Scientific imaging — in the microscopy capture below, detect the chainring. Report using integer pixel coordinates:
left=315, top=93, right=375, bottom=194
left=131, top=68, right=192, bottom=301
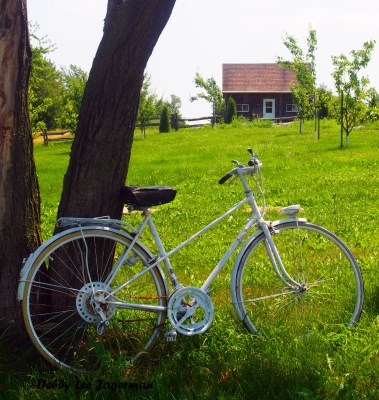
left=167, top=286, right=214, bottom=336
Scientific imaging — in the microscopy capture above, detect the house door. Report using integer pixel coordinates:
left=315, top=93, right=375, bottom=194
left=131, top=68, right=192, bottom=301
left=263, top=99, right=275, bottom=119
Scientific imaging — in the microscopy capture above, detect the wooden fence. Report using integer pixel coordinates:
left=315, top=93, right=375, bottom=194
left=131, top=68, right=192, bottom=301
left=136, top=114, right=297, bottom=131
left=178, top=116, right=221, bottom=128
left=42, top=130, right=73, bottom=145
left=266, top=116, right=298, bottom=123
left=136, top=115, right=221, bottom=131
left=41, top=115, right=297, bottom=145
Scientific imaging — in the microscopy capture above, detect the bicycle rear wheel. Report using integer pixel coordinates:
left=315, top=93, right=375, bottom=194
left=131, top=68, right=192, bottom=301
left=232, top=220, right=363, bottom=337
left=21, top=228, right=168, bottom=372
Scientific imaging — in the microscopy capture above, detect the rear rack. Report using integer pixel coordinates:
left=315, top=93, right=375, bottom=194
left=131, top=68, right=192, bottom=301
left=56, top=216, right=137, bottom=234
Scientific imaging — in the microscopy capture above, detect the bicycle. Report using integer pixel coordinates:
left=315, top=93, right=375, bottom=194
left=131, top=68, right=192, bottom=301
left=18, top=148, right=364, bottom=372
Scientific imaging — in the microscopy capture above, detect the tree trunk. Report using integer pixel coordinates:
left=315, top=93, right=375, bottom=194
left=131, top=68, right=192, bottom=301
left=57, top=0, right=176, bottom=220
left=0, top=0, right=41, bottom=330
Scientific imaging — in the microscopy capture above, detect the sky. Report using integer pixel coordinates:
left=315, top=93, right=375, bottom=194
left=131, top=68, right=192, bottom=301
left=27, top=0, right=379, bottom=118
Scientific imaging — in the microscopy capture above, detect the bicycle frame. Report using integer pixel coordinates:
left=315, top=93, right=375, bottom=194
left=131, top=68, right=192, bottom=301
left=104, top=170, right=301, bottom=306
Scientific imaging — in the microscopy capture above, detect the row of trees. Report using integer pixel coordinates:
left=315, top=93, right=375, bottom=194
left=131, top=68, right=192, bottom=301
left=277, top=27, right=377, bottom=148
left=137, top=73, right=182, bottom=137
left=29, top=25, right=88, bottom=133
left=30, top=29, right=237, bottom=138
left=30, top=27, right=184, bottom=138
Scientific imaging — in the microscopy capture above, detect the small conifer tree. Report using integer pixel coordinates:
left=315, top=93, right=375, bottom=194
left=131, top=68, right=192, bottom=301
left=225, top=97, right=237, bottom=123
left=159, top=105, right=170, bottom=133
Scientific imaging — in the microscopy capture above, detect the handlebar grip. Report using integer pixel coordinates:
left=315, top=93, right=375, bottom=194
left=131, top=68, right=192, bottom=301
left=218, top=172, right=233, bottom=184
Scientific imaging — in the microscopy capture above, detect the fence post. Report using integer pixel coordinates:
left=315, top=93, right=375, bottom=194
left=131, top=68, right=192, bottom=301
left=170, top=114, right=179, bottom=131
left=42, top=130, right=48, bottom=146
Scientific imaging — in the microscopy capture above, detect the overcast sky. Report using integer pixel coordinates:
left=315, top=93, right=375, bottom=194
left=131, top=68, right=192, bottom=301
left=27, top=0, right=379, bottom=118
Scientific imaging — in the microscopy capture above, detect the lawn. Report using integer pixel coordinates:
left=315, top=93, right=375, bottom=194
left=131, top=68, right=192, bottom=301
left=4, top=119, right=379, bottom=399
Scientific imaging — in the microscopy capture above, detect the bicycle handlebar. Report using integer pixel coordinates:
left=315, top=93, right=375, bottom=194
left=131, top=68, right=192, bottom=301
left=218, top=171, right=234, bottom=184
left=218, top=148, right=261, bottom=185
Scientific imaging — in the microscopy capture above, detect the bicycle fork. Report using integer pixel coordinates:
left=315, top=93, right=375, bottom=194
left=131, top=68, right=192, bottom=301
left=259, top=220, right=305, bottom=291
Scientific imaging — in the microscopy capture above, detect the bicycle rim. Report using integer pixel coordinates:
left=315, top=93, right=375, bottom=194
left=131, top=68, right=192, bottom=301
left=234, top=221, right=363, bottom=338
left=22, top=228, right=168, bottom=372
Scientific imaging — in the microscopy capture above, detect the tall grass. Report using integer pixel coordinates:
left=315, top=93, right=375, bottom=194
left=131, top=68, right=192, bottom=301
left=3, top=120, right=378, bottom=399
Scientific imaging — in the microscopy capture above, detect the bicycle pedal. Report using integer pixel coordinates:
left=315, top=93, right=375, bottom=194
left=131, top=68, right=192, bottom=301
left=164, top=329, right=177, bottom=342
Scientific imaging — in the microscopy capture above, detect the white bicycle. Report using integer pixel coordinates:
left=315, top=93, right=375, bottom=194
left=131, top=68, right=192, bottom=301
left=18, top=149, right=364, bottom=372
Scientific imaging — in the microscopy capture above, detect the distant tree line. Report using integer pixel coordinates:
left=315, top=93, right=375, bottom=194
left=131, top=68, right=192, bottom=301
left=277, top=27, right=377, bottom=147
left=29, top=26, right=184, bottom=138
left=137, top=73, right=183, bottom=137
left=29, top=25, right=88, bottom=134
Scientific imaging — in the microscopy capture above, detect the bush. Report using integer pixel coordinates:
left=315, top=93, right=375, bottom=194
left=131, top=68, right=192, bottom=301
left=159, top=106, right=170, bottom=133
left=224, top=97, right=236, bottom=124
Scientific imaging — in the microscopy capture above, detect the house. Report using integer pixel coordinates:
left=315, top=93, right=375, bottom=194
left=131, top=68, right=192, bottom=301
left=222, top=63, right=298, bottom=120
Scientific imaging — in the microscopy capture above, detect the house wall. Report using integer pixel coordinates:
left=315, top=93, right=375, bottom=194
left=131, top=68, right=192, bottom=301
left=224, top=93, right=296, bottom=119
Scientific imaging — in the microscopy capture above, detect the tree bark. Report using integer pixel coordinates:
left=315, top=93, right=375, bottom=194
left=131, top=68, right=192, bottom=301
left=0, top=0, right=41, bottom=330
left=57, top=0, right=176, bottom=220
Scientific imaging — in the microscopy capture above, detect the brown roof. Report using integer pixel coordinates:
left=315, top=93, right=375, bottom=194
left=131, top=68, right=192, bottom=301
left=222, top=63, right=298, bottom=93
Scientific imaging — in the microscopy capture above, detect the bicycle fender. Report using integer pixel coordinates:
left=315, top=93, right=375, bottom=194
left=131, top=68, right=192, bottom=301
left=17, top=253, right=36, bottom=301
left=17, top=227, right=82, bottom=301
left=17, top=226, right=168, bottom=301
left=233, top=217, right=307, bottom=273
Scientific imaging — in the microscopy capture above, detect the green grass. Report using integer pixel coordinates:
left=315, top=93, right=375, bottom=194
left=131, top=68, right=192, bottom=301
left=4, top=120, right=379, bottom=399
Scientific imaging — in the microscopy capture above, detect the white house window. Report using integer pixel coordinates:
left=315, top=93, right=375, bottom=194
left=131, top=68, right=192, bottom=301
left=286, top=104, right=298, bottom=113
left=236, top=104, right=249, bottom=112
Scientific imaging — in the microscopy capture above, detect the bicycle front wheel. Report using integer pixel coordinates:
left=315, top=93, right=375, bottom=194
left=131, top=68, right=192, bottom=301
left=21, top=228, right=168, bottom=372
left=232, top=220, right=363, bottom=337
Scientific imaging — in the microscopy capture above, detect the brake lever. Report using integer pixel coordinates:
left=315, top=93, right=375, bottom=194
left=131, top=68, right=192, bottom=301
left=232, top=159, right=244, bottom=168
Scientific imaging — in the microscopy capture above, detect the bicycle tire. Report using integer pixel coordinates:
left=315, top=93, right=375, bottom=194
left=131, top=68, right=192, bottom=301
left=21, top=227, right=168, bottom=372
left=232, top=220, right=364, bottom=337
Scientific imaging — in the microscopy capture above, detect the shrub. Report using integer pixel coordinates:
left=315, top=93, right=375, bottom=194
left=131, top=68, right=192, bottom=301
left=225, top=97, right=237, bottom=124
left=159, top=105, right=170, bottom=133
